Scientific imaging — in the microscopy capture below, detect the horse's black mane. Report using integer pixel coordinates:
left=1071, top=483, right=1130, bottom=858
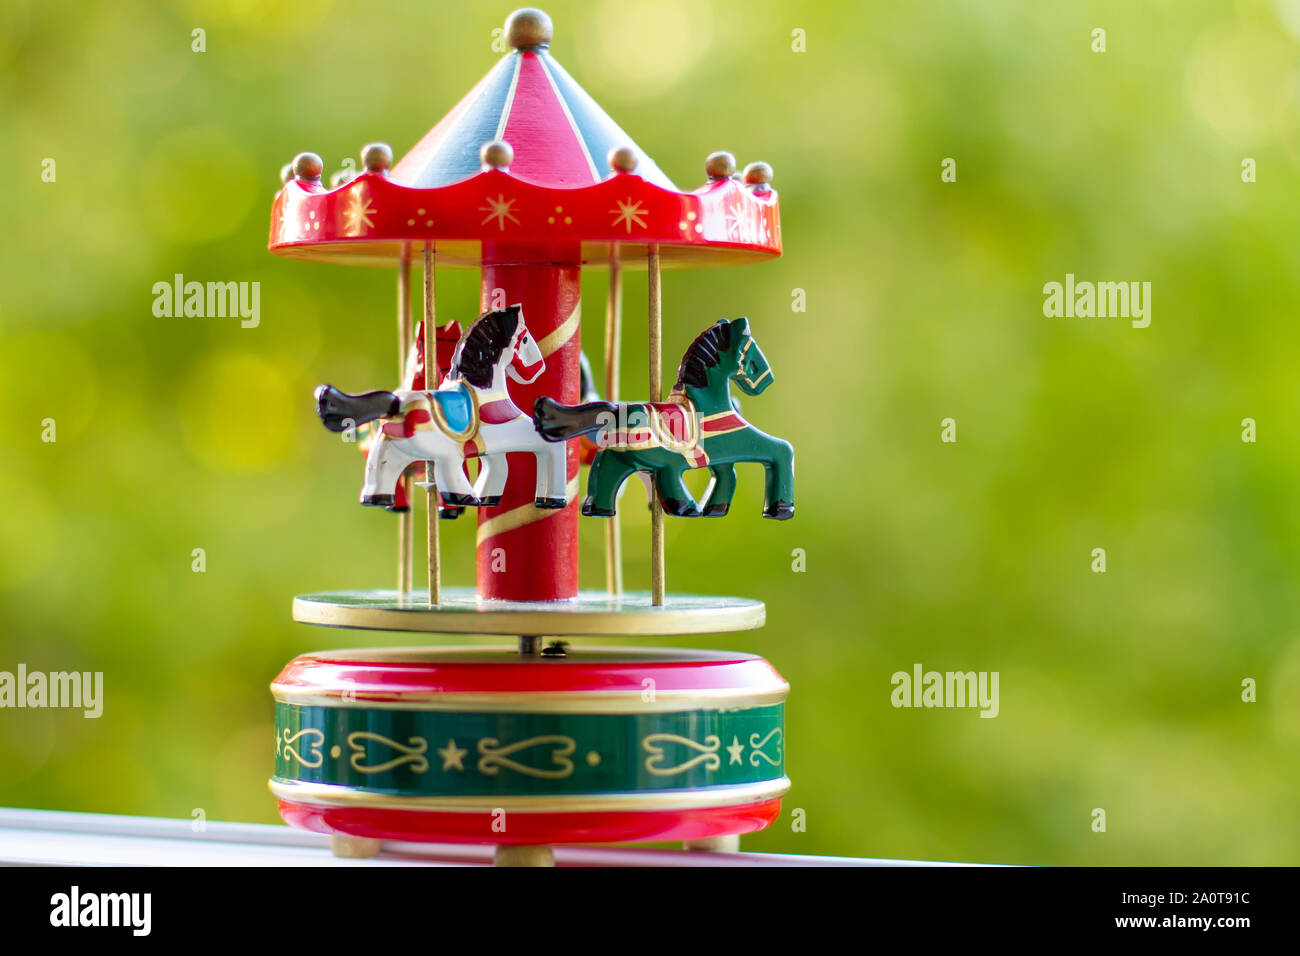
left=453, top=306, right=520, bottom=388
left=675, top=319, right=732, bottom=389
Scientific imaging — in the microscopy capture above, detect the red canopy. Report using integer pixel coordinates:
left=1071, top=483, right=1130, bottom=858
left=268, top=13, right=780, bottom=269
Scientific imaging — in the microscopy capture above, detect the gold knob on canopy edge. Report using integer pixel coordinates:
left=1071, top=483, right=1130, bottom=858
left=608, top=145, right=638, bottom=173
left=293, top=152, right=324, bottom=181
left=362, top=142, right=392, bottom=173
left=481, top=139, right=514, bottom=169
left=705, top=151, right=736, bottom=179
left=742, top=161, right=773, bottom=189
left=505, top=8, right=553, bottom=49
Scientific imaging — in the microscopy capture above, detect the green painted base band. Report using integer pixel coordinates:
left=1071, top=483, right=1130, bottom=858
left=273, top=702, right=784, bottom=798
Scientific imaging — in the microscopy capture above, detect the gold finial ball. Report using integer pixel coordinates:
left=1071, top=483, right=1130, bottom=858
left=280, top=163, right=294, bottom=184
left=361, top=142, right=392, bottom=173
left=505, top=8, right=553, bottom=49
left=607, top=145, right=638, bottom=173
left=293, top=152, right=324, bottom=181
left=705, top=151, right=736, bottom=179
left=743, top=161, right=773, bottom=189
left=481, top=139, right=514, bottom=169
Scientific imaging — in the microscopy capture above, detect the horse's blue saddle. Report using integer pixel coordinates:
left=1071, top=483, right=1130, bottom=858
left=431, top=385, right=473, bottom=435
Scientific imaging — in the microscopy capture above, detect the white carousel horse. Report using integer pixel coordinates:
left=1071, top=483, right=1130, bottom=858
left=315, top=305, right=568, bottom=511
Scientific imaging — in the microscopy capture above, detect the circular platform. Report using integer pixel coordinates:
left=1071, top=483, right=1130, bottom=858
left=270, top=646, right=788, bottom=846
left=292, top=588, right=765, bottom=636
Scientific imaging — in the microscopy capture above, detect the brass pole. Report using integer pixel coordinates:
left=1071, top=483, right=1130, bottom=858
left=604, top=258, right=624, bottom=596
left=648, top=247, right=665, bottom=605
left=397, top=248, right=413, bottom=596
left=423, top=243, right=440, bottom=606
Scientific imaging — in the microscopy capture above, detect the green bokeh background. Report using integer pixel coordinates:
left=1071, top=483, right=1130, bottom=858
left=3, top=0, right=1299, bottom=864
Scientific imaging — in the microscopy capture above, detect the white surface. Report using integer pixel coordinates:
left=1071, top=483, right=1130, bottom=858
left=0, top=808, right=955, bottom=866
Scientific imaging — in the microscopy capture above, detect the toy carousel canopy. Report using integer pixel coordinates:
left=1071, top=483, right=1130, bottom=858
left=267, top=10, right=780, bottom=269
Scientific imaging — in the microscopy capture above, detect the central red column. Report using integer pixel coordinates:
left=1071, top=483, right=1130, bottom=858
left=476, top=261, right=582, bottom=601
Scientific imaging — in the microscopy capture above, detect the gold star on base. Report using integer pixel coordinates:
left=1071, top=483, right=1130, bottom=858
left=725, top=208, right=757, bottom=242
left=727, top=736, right=745, bottom=765
left=438, top=739, right=468, bottom=771
left=479, top=194, right=519, bottom=231
left=343, top=194, right=376, bottom=235
left=609, top=197, right=648, bottom=233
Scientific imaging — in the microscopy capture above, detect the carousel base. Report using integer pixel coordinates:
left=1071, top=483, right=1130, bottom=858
left=291, top=587, right=765, bottom=636
left=270, top=645, right=789, bottom=855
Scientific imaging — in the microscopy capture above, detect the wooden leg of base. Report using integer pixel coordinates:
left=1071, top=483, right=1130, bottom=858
left=682, top=834, right=740, bottom=852
left=329, top=835, right=382, bottom=859
left=493, top=844, right=555, bottom=867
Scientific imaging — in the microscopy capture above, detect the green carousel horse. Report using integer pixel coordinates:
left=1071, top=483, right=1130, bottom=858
left=533, top=317, right=794, bottom=519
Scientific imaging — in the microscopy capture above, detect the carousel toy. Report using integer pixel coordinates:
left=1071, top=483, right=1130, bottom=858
left=267, top=7, right=792, bottom=865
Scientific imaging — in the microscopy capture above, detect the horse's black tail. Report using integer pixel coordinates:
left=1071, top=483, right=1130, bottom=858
left=533, top=396, right=616, bottom=443
left=315, top=385, right=401, bottom=433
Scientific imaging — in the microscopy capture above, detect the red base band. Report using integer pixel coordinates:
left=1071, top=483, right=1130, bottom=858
left=278, top=798, right=783, bottom=846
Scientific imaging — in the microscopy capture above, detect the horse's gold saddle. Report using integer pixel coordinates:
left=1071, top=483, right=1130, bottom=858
left=430, top=385, right=475, bottom=438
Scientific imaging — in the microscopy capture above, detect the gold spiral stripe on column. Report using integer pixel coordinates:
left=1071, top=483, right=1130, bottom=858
left=537, top=303, right=581, bottom=359
left=475, top=474, right=580, bottom=545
